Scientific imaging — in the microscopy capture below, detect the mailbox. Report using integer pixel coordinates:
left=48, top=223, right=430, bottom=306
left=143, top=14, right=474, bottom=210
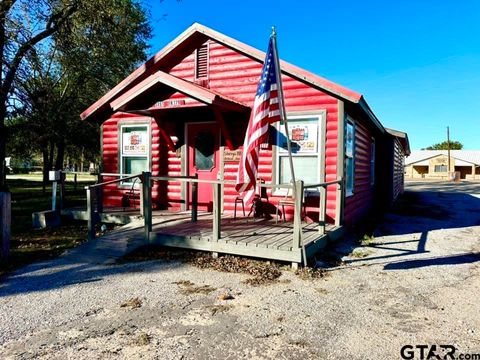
left=49, top=170, right=61, bottom=181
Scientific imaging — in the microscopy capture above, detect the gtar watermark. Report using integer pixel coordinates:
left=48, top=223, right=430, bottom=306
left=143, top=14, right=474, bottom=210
left=400, top=345, right=480, bottom=360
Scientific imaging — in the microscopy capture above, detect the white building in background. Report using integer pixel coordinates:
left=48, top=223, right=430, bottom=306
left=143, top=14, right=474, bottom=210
left=405, top=150, right=480, bottom=180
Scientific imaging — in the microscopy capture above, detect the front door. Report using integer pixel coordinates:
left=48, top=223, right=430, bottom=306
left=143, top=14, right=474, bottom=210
left=187, top=122, right=220, bottom=212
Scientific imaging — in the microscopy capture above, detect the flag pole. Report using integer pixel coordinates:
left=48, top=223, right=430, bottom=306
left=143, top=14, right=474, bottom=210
left=271, top=27, right=296, bottom=191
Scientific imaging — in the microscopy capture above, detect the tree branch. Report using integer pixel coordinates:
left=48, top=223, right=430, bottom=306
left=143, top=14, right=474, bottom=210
left=1, top=2, right=78, bottom=104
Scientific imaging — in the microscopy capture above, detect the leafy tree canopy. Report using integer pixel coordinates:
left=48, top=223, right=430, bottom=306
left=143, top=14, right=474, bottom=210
left=423, top=141, right=463, bottom=150
left=4, top=0, right=152, bottom=185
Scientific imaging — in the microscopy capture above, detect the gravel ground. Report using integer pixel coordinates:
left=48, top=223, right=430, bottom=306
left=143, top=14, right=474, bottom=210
left=1, top=181, right=479, bottom=359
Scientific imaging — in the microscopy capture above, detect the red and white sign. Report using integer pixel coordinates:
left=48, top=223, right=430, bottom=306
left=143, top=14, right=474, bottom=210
left=122, top=130, right=148, bottom=156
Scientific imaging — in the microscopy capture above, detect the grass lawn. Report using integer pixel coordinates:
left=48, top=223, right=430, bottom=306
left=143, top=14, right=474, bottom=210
left=1, top=177, right=94, bottom=278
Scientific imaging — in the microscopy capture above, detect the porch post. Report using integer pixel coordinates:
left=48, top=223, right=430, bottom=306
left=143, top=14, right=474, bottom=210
left=142, top=172, right=152, bottom=243
left=318, top=184, right=327, bottom=235
left=95, top=173, right=103, bottom=214
left=292, top=180, right=304, bottom=249
left=86, top=187, right=96, bottom=240
left=212, top=182, right=222, bottom=241
left=335, top=179, right=344, bottom=227
left=191, top=174, right=198, bottom=222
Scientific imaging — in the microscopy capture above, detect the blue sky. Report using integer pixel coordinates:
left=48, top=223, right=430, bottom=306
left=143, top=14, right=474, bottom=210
left=144, top=0, right=480, bottom=150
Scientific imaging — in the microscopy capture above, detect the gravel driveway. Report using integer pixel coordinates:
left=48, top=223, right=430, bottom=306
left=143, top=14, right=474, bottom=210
left=1, top=181, right=479, bottom=359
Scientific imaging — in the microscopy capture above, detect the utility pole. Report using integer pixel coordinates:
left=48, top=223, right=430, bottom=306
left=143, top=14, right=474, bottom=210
left=447, top=126, right=451, bottom=174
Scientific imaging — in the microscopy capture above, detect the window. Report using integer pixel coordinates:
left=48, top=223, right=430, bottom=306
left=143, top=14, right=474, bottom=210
left=345, top=121, right=355, bottom=196
left=195, top=44, right=209, bottom=79
left=276, top=115, right=322, bottom=188
left=434, top=164, right=447, bottom=173
left=120, top=124, right=150, bottom=183
left=370, top=138, right=376, bottom=186
left=194, top=130, right=215, bottom=170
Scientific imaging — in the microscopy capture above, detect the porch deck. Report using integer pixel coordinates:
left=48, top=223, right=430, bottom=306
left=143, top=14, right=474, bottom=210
left=150, top=212, right=342, bottom=263
left=81, top=173, right=345, bottom=265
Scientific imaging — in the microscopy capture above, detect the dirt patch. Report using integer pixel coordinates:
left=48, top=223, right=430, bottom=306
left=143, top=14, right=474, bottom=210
left=133, top=332, right=150, bottom=346
left=190, top=254, right=283, bottom=286
left=173, top=280, right=216, bottom=295
left=207, top=304, right=233, bottom=315
left=349, top=248, right=374, bottom=259
left=217, top=292, right=235, bottom=300
left=120, top=247, right=283, bottom=286
left=295, top=267, right=328, bottom=280
left=120, top=297, right=142, bottom=309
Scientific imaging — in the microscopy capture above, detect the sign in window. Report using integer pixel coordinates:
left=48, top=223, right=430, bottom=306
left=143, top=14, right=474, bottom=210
left=276, top=115, right=321, bottom=187
left=120, top=124, right=150, bottom=183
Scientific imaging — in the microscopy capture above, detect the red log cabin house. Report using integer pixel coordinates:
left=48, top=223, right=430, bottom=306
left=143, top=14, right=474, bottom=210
left=81, top=23, right=410, bottom=265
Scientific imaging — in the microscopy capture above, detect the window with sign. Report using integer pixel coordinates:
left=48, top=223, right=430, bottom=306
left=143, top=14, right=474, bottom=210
left=120, top=124, right=150, bottom=183
left=345, top=121, right=355, bottom=196
left=276, top=115, right=321, bottom=188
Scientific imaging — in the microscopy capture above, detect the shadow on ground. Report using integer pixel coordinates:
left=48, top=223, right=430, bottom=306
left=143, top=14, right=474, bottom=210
left=327, top=181, right=480, bottom=270
left=0, top=255, right=186, bottom=298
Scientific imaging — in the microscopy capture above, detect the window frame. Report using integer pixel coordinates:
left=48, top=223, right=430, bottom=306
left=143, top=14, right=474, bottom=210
left=434, top=164, right=447, bottom=173
left=274, top=112, right=323, bottom=195
left=345, top=119, right=355, bottom=197
left=118, top=122, right=151, bottom=187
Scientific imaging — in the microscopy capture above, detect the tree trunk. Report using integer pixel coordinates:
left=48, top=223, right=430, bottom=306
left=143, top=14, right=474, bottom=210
left=42, top=147, right=49, bottom=192
left=55, top=139, right=65, bottom=171
left=0, top=103, right=6, bottom=191
left=42, top=142, right=54, bottom=192
left=0, top=5, right=7, bottom=192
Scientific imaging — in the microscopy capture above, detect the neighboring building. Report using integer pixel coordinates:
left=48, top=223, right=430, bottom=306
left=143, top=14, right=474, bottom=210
left=405, top=150, right=480, bottom=180
left=81, top=23, right=409, bottom=226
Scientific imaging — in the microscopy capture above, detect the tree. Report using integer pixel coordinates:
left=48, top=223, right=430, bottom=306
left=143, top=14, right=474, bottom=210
left=2, top=0, right=151, bottom=189
left=424, top=141, right=463, bottom=150
left=0, top=0, right=151, bottom=189
left=0, top=0, right=80, bottom=190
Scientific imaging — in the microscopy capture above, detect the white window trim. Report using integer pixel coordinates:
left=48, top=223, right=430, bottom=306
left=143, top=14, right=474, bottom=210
left=119, top=123, right=151, bottom=187
left=274, top=113, right=323, bottom=196
left=345, top=119, right=355, bottom=197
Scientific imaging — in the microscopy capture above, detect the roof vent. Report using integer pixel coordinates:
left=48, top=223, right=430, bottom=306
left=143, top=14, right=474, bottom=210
left=195, top=44, right=209, bottom=81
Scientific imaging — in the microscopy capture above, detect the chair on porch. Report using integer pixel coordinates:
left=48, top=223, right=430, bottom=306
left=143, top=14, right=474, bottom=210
left=121, top=177, right=140, bottom=211
left=275, top=182, right=306, bottom=223
left=233, top=178, right=269, bottom=219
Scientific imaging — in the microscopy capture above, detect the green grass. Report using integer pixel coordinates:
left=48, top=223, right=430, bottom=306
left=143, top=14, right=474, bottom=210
left=1, top=177, right=94, bottom=278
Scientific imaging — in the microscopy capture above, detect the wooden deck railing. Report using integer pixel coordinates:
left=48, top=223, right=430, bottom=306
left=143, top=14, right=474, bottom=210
left=84, top=173, right=143, bottom=240
left=143, top=173, right=343, bottom=253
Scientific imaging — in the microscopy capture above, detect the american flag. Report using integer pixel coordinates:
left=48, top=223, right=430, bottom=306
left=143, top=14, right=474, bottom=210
left=236, top=36, right=282, bottom=204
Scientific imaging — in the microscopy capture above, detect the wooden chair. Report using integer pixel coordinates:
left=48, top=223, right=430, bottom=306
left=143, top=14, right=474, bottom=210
left=275, top=183, right=306, bottom=223
left=122, top=177, right=140, bottom=211
left=233, top=196, right=245, bottom=219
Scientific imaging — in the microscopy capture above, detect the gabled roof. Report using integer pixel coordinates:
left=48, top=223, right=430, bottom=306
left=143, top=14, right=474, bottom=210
left=110, top=70, right=249, bottom=112
left=406, top=150, right=480, bottom=166
left=81, top=23, right=384, bottom=132
left=386, top=128, right=411, bottom=156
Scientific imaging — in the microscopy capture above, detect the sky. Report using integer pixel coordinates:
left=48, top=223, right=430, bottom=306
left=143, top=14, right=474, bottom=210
left=143, top=0, right=480, bottom=150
